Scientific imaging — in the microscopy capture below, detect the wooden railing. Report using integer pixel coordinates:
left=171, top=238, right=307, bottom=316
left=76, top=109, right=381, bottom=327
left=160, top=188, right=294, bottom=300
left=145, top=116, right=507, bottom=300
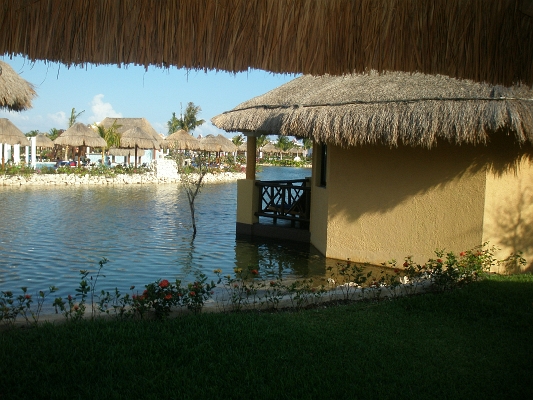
left=255, top=178, right=311, bottom=228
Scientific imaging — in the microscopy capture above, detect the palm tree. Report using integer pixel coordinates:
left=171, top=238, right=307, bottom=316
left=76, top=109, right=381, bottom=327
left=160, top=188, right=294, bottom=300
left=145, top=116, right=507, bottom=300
left=96, top=120, right=121, bottom=165
left=232, top=134, right=244, bottom=147
left=275, top=135, right=293, bottom=159
left=256, top=135, right=269, bottom=151
left=25, top=130, right=40, bottom=137
left=68, top=108, right=85, bottom=128
left=167, top=112, right=181, bottom=135
left=180, top=102, right=205, bottom=132
left=48, top=128, right=62, bottom=141
left=302, top=137, right=313, bottom=158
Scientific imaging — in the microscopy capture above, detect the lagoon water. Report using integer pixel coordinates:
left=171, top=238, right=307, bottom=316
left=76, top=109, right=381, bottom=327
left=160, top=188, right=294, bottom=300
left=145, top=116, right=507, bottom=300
left=0, top=166, right=334, bottom=303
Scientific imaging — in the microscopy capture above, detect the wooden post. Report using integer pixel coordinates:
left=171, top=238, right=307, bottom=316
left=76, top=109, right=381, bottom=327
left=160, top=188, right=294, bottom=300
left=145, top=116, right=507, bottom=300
left=246, top=135, right=257, bottom=180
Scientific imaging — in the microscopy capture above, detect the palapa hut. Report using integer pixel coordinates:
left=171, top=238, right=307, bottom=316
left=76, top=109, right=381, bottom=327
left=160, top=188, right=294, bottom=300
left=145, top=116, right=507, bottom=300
left=100, top=117, right=162, bottom=161
left=54, top=122, right=107, bottom=164
left=164, top=129, right=201, bottom=151
left=212, top=72, right=533, bottom=273
left=1, top=0, right=533, bottom=87
left=0, top=118, right=30, bottom=167
left=0, top=60, right=36, bottom=111
left=119, top=126, right=160, bottom=167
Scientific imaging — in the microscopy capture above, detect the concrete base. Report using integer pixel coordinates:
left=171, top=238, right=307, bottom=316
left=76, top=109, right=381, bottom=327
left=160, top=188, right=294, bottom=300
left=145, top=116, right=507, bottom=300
left=236, top=222, right=310, bottom=243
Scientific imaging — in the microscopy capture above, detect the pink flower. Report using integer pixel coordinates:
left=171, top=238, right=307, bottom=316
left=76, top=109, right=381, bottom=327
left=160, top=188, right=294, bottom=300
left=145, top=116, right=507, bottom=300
left=159, top=279, right=170, bottom=288
left=394, top=269, right=400, bottom=274
left=164, top=294, right=172, bottom=300
left=460, top=252, right=466, bottom=257
left=189, top=291, right=196, bottom=297
left=437, top=259, right=443, bottom=264
left=251, top=269, right=259, bottom=275
left=403, top=262, right=409, bottom=268
left=24, top=294, right=31, bottom=299
left=68, top=294, right=73, bottom=301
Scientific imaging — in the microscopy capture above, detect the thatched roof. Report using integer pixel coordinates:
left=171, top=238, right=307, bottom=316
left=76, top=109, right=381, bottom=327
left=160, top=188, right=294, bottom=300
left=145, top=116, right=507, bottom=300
left=34, top=133, right=54, bottom=148
left=0, top=0, right=532, bottom=86
left=211, top=71, right=533, bottom=148
left=0, top=118, right=30, bottom=145
left=0, top=60, right=36, bottom=111
left=199, top=134, right=237, bottom=153
left=54, top=123, right=107, bottom=147
left=109, top=147, right=145, bottom=157
left=100, top=117, right=162, bottom=146
left=164, top=129, right=201, bottom=150
left=119, top=127, right=161, bottom=149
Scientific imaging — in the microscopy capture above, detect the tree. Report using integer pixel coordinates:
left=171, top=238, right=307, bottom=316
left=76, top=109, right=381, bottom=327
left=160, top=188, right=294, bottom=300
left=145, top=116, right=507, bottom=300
left=97, top=120, right=121, bottom=164
left=275, top=135, right=294, bottom=159
left=167, top=112, right=181, bottom=135
left=256, top=135, right=269, bottom=150
left=48, top=128, right=62, bottom=141
left=232, top=134, right=244, bottom=147
left=68, top=108, right=85, bottom=127
left=180, top=102, right=205, bottom=132
left=25, top=130, right=40, bottom=137
left=173, top=151, right=208, bottom=238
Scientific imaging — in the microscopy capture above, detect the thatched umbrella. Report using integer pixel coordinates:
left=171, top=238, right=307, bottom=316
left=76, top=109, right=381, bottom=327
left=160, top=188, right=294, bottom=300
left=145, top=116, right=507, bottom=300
left=119, top=127, right=160, bottom=167
left=0, top=60, right=36, bottom=111
left=54, top=122, right=107, bottom=165
left=1, top=1, right=533, bottom=86
left=34, top=133, right=54, bottom=148
left=34, top=133, right=54, bottom=161
left=212, top=71, right=533, bottom=149
left=199, top=134, right=237, bottom=153
left=164, top=129, right=201, bottom=150
left=0, top=118, right=30, bottom=167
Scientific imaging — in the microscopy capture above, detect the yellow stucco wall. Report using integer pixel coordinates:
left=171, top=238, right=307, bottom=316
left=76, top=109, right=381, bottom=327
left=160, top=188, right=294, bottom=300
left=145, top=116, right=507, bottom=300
left=482, top=151, right=533, bottom=273
left=315, top=142, right=490, bottom=265
left=236, top=179, right=259, bottom=225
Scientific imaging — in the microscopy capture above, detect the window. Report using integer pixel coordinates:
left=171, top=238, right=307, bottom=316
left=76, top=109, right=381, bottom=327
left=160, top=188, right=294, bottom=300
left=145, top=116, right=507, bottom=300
left=319, top=144, right=327, bottom=187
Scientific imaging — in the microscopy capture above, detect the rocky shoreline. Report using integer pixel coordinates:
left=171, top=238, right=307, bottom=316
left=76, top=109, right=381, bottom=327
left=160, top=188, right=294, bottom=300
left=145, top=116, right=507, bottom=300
left=0, top=159, right=246, bottom=186
left=0, top=171, right=246, bottom=186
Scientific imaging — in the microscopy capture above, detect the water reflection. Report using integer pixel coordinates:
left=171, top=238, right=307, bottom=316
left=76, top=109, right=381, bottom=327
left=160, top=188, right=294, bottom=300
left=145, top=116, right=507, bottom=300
left=0, top=167, right=331, bottom=299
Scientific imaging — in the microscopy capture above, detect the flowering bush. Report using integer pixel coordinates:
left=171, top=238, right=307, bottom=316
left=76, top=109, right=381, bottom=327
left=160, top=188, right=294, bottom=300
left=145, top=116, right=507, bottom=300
left=0, top=244, right=518, bottom=329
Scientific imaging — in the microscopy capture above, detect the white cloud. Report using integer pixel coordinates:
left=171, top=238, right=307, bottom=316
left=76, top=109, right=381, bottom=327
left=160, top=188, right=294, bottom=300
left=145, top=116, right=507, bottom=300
left=47, top=111, right=67, bottom=126
left=88, top=94, right=122, bottom=124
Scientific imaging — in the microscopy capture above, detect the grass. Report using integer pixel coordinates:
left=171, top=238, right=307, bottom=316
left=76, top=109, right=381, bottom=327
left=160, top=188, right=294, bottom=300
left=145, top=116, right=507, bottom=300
left=1, top=274, right=532, bottom=400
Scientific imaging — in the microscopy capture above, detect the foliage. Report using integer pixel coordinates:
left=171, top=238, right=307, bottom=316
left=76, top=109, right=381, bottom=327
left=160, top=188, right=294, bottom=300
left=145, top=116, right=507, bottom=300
left=68, top=107, right=85, bottom=128
left=24, top=129, right=40, bottom=137
left=232, top=134, right=244, bottom=147
left=168, top=102, right=205, bottom=133
left=1, top=273, right=532, bottom=399
left=171, top=151, right=209, bottom=237
left=48, top=127, right=62, bottom=141
left=96, top=120, right=121, bottom=150
left=256, top=134, right=270, bottom=150
left=0, top=163, right=35, bottom=177
left=167, top=112, right=181, bottom=134
left=0, top=244, right=520, bottom=330
left=259, top=158, right=310, bottom=167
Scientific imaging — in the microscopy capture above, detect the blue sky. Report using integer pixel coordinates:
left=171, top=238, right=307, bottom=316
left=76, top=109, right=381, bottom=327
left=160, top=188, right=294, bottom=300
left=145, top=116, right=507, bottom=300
left=0, top=55, right=297, bottom=138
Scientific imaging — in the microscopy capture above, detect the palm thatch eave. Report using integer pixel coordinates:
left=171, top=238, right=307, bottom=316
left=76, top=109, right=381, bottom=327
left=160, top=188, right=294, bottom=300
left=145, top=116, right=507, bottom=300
left=1, top=0, right=533, bottom=86
left=54, top=123, right=107, bottom=147
left=0, top=60, right=36, bottom=111
left=211, top=71, right=533, bottom=149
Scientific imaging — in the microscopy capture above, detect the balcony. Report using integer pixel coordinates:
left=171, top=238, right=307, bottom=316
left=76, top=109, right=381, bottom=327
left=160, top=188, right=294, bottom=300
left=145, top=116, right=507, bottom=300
left=255, top=178, right=310, bottom=229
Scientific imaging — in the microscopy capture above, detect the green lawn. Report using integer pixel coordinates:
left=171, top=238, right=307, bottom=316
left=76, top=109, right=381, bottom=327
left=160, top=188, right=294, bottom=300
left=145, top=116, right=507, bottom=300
left=1, top=274, right=532, bottom=400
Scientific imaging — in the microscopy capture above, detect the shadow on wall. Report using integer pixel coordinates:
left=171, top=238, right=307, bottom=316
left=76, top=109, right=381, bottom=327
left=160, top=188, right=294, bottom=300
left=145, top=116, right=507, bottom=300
left=490, top=181, right=533, bottom=274
left=330, top=135, right=533, bottom=220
